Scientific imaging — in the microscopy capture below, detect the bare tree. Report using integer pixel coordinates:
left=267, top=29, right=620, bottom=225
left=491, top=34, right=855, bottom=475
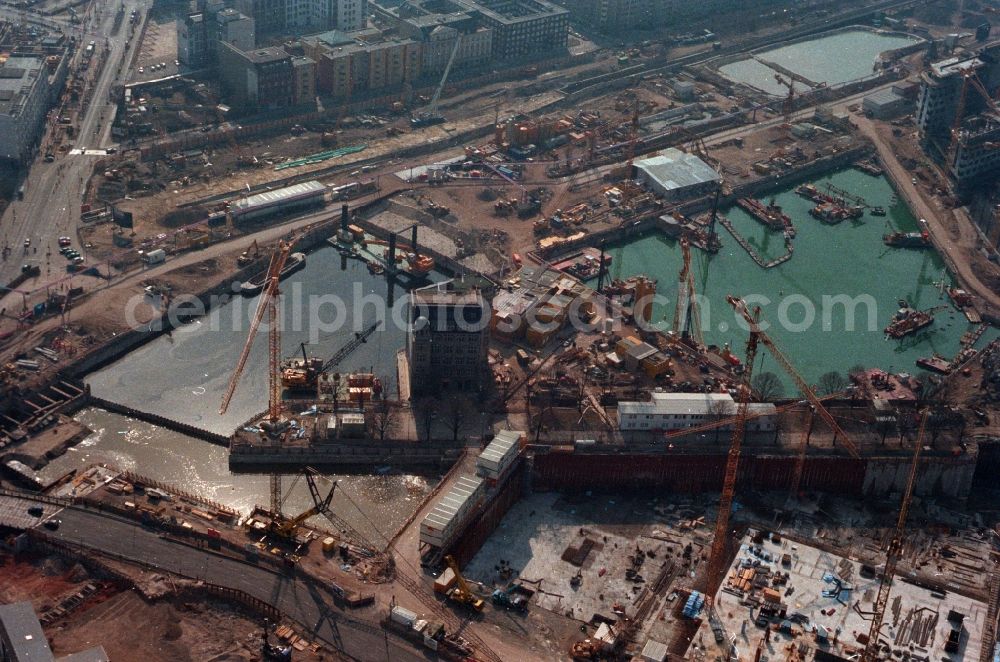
left=367, top=397, right=397, bottom=441
left=443, top=394, right=472, bottom=442
left=752, top=372, right=785, bottom=401
left=415, top=397, right=438, bottom=442
left=817, top=371, right=848, bottom=396
left=708, top=399, right=735, bottom=444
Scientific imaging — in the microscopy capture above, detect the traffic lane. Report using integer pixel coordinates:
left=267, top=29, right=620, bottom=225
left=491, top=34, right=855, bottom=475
left=47, top=507, right=427, bottom=662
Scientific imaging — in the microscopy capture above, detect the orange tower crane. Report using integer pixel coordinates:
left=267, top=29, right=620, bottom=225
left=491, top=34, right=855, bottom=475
left=220, top=239, right=293, bottom=513
left=860, top=409, right=929, bottom=662
left=727, top=296, right=860, bottom=496
left=703, top=297, right=761, bottom=603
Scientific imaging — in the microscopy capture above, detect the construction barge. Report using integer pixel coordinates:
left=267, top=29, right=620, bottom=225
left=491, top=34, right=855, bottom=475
left=883, top=231, right=931, bottom=248
left=736, top=197, right=796, bottom=237
left=885, top=306, right=934, bottom=339
left=240, top=252, right=306, bottom=296
left=795, top=183, right=865, bottom=224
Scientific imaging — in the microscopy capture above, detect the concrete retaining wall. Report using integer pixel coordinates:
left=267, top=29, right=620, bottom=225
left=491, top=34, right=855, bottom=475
left=88, top=396, right=228, bottom=445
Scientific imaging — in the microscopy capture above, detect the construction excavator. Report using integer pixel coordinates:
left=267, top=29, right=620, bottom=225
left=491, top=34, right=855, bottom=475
left=443, top=555, right=484, bottom=612
left=237, top=239, right=259, bottom=266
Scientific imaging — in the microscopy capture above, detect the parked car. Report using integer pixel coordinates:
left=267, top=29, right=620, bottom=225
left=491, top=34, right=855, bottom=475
left=42, top=518, right=60, bottom=530
left=27, top=506, right=43, bottom=517
left=58, top=236, right=72, bottom=247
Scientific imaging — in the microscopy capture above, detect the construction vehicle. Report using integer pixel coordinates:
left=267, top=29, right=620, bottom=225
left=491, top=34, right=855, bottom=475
left=266, top=471, right=338, bottom=542
left=443, top=555, right=484, bottom=611
left=261, top=621, right=292, bottom=661
left=411, top=37, right=460, bottom=128
left=237, top=239, right=259, bottom=266
left=570, top=638, right=602, bottom=660
left=279, top=322, right=381, bottom=391
left=491, top=585, right=528, bottom=612
left=860, top=410, right=929, bottom=662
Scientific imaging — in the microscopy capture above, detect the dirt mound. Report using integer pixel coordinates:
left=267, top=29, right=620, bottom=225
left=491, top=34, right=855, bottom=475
left=159, top=207, right=209, bottom=229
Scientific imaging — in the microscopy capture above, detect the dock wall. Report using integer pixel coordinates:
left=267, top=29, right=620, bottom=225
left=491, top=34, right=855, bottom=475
left=529, top=447, right=977, bottom=499
left=228, top=439, right=464, bottom=472
left=444, top=459, right=527, bottom=568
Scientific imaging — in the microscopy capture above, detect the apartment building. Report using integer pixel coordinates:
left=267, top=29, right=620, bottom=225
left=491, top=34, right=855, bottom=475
left=0, top=56, right=52, bottom=164
left=217, top=43, right=294, bottom=109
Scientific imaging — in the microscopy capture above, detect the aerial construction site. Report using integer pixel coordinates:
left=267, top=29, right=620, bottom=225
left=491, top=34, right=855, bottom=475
left=1, top=0, right=1000, bottom=660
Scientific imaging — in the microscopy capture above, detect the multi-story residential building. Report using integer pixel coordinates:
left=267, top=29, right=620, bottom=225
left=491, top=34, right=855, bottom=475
left=373, top=0, right=566, bottom=63
left=407, top=279, right=489, bottom=395
left=421, top=24, right=492, bottom=74
left=217, top=43, right=294, bottom=109
left=236, top=0, right=366, bottom=36
left=291, top=55, right=317, bottom=103
left=304, top=30, right=421, bottom=98
left=0, top=56, right=52, bottom=164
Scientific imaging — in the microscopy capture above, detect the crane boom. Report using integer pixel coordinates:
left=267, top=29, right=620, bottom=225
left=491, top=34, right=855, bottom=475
left=429, top=37, right=462, bottom=112
left=321, top=321, right=381, bottom=373
left=704, top=300, right=760, bottom=600
left=860, top=410, right=929, bottom=662
left=728, top=297, right=859, bottom=459
left=220, top=240, right=292, bottom=417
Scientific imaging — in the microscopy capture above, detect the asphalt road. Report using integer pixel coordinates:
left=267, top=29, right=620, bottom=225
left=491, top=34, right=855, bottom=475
left=35, top=502, right=430, bottom=662
left=0, top=0, right=147, bottom=285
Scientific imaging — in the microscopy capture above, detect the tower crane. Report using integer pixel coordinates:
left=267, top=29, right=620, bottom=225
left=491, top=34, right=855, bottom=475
left=773, top=74, right=795, bottom=119
left=673, top=238, right=703, bottom=346
left=703, top=296, right=861, bottom=600
left=220, top=239, right=293, bottom=513
left=860, top=409, right=929, bottom=662
left=703, top=298, right=761, bottom=603
left=727, top=296, right=860, bottom=497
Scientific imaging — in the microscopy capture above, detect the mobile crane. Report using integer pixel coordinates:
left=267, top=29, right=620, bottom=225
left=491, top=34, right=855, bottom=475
left=444, top=555, right=485, bottom=612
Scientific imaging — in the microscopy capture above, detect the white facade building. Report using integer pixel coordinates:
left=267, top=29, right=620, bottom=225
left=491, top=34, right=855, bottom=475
left=618, top=392, right=776, bottom=433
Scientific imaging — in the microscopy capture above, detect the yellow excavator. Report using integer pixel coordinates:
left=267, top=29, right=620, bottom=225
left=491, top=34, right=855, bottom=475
left=443, top=555, right=484, bottom=612
left=237, top=239, right=259, bottom=266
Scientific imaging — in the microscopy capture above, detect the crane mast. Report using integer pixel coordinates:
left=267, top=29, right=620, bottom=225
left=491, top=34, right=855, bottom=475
left=704, top=298, right=760, bottom=600
left=220, top=240, right=292, bottom=419
left=861, top=410, right=929, bottom=662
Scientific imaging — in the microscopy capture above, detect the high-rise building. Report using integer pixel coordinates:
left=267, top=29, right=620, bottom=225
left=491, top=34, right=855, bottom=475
left=916, top=43, right=1000, bottom=153
left=407, top=279, right=489, bottom=396
left=178, top=8, right=256, bottom=67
